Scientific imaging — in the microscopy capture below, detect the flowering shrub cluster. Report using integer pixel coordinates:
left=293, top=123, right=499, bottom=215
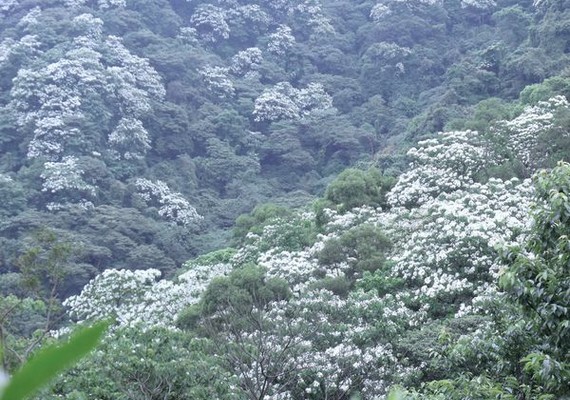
left=198, top=121, right=537, bottom=395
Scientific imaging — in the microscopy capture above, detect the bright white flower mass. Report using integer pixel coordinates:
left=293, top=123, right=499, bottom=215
left=253, top=82, right=334, bottom=122
left=135, top=178, right=202, bottom=226
left=64, top=263, right=232, bottom=329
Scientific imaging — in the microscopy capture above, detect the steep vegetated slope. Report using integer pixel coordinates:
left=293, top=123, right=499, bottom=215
left=0, top=0, right=569, bottom=296
left=0, top=0, right=569, bottom=396
left=39, top=99, right=570, bottom=398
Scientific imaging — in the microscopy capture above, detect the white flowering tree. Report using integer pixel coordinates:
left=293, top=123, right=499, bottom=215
left=199, top=66, right=235, bottom=98
left=253, top=82, right=334, bottom=122
left=230, top=47, right=263, bottom=76
left=134, top=178, right=202, bottom=226
left=64, top=263, right=231, bottom=329
left=492, top=95, right=569, bottom=171
left=8, top=14, right=164, bottom=162
left=190, top=5, right=230, bottom=43
left=41, top=156, right=96, bottom=210
left=370, top=4, right=392, bottom=22
left=6, top=11, right=165, bottom=213
left=266, top=25, right=296, bottom=56
left=63, top=0, right=126, bottom=9
left=387, top=130, right=498, bottom=207
left=108, top=117, right=151, bottom=160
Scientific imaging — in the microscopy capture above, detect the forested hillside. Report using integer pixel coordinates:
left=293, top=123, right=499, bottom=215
left=0, top=0, right=569, bottom=398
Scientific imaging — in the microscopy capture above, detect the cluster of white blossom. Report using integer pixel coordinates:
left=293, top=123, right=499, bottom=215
left=9, top=15, right=164, bottom=164
left=176, top=26, right=199, bottom=45
left=190, top=4, right=230, bottom=42
left=62, top=0, right=126, bottom=9
left=253, top=82, right=334, bottom=122
left=72, top=12, right=104, bottom=41
left=108, top=117, right=151, bottom=160
left=96, top=0, right=126, bottom=9
left=41, top=156, right=96, bottom=202
left=104, top=35, right=165, bottom=117
left=362, top=41, right=411, bottom=76
left=179, top=262, right=233, bottom=299
left=199, top=66, right=235, bottom=98
left=16, top=7, right=42, bottom=30
left=10, top=46, right=105, bottom=159
left=259, top=247, right=334, bottom=293
left=293, top=0, right=335, bottom=35
left=224, top=288, right=417, bottom=398
left=389, top=0, right=442, bottom=6
left=493, top=96, right=569, bottom=170
left=266, top=25, right=296, bottom=55
left=185, top=0, right=330, bottom=46
left=64, top=263, right=231, bottom=329
left=230, top=47, right=263, bottom=75
left=230, top=4, right=271, bottom=26
left=135, top=178, right=202, bottom=226
left=392, top=179, right=532, bottom=320
left=0, top=35, right=42, bottom=69
left=7, top=13, right=167, bottom=211
left=366, top=42, right=412, bottom=62
left=460, top=0, right=496, bottom=9
left=370, top=4, right=392, bottom=22
left=200, top=48, right=263, bottom=96
left=0, top=0, right=17, bottom=16
left=387, top=130, right=498, bottom=207
left=0, top=173, right=12, bottom=184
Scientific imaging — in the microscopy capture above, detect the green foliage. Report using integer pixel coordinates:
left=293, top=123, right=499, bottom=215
left=500, top=162, right=570, bottom=395
left=200, top=264, right=290, bottom=318
left=318, top=224, right=392, bottom=280
left=1, top=321, right=107, bottom=400
left=449, top=97, right=514, bottom=133
left=46, top=327, right=235, bottom=400
left=0, top=176, right=26, bottom=218
left=0, top=229, right=78, bottom=371
left=325, top=168, right=395, bottom=211
left=1, top=0, right=570, bottom=292
left=386, top=387, right=407, bottom=400
left=1, top=0, right=570, bottom=398
left=184, top=248, right=236, bottom=268
left=16, top=229, right=72, bottom=298
left=519, top=76, right=570, bottom=105
left=313, top=275, right=352, bottom=297
left=232, top=203, right=292, bottom=245
left=357, top=271, right=404, bottom=297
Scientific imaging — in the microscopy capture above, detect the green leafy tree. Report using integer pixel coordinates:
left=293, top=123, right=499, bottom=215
left=500, top=161, right=570, bottom=396
left=1, top=229, right=74, bottom=371
left=325, top=168, right=395, bottom=211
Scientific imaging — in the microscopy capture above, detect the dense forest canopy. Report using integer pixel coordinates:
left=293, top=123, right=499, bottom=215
left=0, top=0, right=569, bottom=398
